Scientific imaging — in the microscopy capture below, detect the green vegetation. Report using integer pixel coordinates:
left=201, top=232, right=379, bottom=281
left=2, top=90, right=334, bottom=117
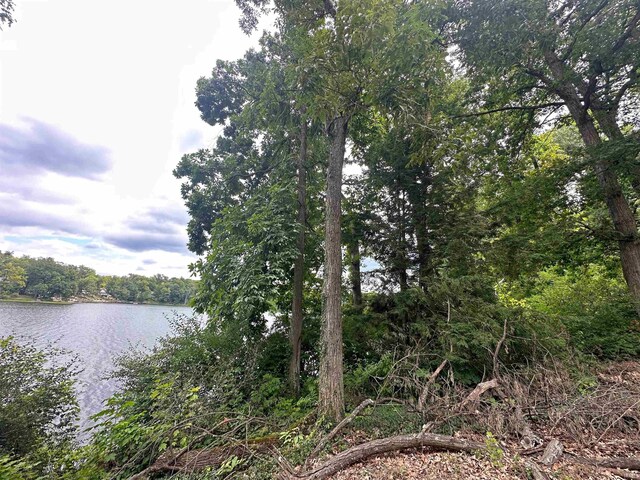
left=0, top=337, right=79, bottom=479
left=0, top=252, right=197, bottom=305
left=2, top=0, right=639, bottom=478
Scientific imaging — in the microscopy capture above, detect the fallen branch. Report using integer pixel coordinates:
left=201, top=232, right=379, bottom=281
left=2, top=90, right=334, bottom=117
left=284, top=432, right=486, bottom=480
left=540, top=438, right=563, bottom=466
left=569, top=455, right=640, bottom=471
left=492, top=318, right=508, bottom=378
left=417, top=359, right=448, bottom=413
left=525, top=461, right=551, bottom=480
left=307, top=398, right=375, bottom=463
left=605, top=468, right=640, bottom=479
left=520, top=445, right=545, bottom=456
left=459, top=378, right=499, bottom=410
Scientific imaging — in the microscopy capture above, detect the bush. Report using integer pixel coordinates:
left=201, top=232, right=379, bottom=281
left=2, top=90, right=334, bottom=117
left=525, top=265, right=640, bottom=358
left=0, top=336, right=80, bottom=478
left=0, top=337, right=79, bottom=456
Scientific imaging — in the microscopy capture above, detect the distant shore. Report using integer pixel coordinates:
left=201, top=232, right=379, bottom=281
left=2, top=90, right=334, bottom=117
left=0, top=294, right=189, bottom=307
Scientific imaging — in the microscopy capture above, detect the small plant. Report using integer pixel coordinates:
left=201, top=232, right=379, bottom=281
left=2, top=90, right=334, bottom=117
left=217, top=455, right=244, bottom=476
left=279, top=427, right=306, bottom=448
left=484, top=431, right=504, bottom=468
left=577, top=375, right=597, bottom=395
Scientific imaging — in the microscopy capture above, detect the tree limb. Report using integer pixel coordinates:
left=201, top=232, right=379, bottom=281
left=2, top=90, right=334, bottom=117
left=455, top=103, right=564, bottom=118
left=417, top=359, right=448, bottom=413
left=285, top=432, right=486, bottom=480
left=306, top=398, right=375, bottom=463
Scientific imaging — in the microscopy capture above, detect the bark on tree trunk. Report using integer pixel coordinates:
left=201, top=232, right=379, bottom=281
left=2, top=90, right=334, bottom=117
left=289, top=117, right=307, bottom=397
left=543, top=46, right=640, bottom=315
left=347, top=235, right=363, bottom=308
left=415, top=167, right=431, bottom=292
left=575, top=115, right=640, bottom=316
left=592, top=107, right=640, bottom=198
left=319, top=115, right=348, bottom=422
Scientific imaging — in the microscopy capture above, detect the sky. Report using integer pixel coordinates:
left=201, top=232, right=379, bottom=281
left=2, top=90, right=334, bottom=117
left=0, top=0, right=266, bottom=277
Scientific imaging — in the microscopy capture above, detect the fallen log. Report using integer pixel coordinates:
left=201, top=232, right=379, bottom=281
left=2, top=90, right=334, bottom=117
left=605, top=468, right=640, bottom=480
left=284, top=432, right=486, bottom=480
left=569, top=455, right=640, bottom=471
left=127, top=435, right=278, bottom=480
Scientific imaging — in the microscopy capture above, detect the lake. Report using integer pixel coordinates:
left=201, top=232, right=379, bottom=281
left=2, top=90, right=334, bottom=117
left=0, top=302, right=195, bottom=436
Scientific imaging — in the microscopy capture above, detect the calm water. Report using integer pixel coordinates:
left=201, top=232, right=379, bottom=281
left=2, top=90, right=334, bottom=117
left=0, top=302, right=195, bottom=435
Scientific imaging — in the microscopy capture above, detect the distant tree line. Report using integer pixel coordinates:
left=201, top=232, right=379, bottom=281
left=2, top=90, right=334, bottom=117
left=0, top=252, right=197, bottom=304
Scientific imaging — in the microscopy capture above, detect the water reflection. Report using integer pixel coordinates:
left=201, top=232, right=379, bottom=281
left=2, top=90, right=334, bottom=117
left=0, top=302, right=193, bottom=436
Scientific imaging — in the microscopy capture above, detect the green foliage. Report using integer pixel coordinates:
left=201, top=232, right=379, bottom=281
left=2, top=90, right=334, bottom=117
left=524, top=265, right=640, bottom=358
left=83, top=314, right=315, bottom=478
left=48, top=1, right=640, bottom=476
left=0, top=337, right=82, bottom=479
left=350, top=404, right=423, bottom=439
left=0, top=454, right=36, bottom=480
left=0, top=337, right=79, bottom=457
left=0, top=0, right=15, bottom=29
left=0, top=252, right=197, bottom=303
left=483, top=431, right=504, bottom=468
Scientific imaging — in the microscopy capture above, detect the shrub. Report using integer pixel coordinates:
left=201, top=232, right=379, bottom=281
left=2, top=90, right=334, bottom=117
left=0, top=337, right=79, bottom=456
left=526, top=265, right=640, bottom=357
left=0, top=336, right=80, bottom=478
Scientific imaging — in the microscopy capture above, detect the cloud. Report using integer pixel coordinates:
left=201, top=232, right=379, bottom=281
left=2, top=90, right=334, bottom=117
left=0, top=198, right=95, bottom=236
left=118, top=203, right=190, bottom=236
left=103, top=231, right=187, bottom=253
left=0, top=176, right=75, bottom=205
left=0, top=118, right=113, bottom=180
left=145, top=204, right=190, bottom=226
left=142, top=259, right=157, bottom=265
left=125, top=217, right=180, bottom=235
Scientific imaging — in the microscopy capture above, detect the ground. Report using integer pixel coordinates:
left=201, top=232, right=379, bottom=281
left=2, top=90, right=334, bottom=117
left=326, top=447, right=638, bottom=479
left=322, top=362, right=640, bottom=479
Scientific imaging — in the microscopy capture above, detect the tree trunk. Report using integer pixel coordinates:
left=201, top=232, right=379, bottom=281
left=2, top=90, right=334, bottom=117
left=346, top=235, right=362, bottom=308
left=289, top=117, right=307, bottom=397
left=415, top=167, right=431, bottom=292
left=318, top=115, right=348, bottom=422
left=592, top=107, right=640, bottom=198
left=575, top=115, right=640, bottom=315
left=542, top=47, right=640, bottom=315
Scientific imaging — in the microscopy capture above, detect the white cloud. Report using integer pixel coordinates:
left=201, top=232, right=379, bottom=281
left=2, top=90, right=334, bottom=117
left=0, top=0, right=269, bottom=276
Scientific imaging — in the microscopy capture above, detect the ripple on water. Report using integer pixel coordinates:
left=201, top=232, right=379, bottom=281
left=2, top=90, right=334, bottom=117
left=0, top=302, right=194, bottom=438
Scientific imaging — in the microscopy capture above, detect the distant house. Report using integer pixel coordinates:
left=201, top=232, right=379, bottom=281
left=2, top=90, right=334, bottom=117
left=99, top=288, right=109, bottom=297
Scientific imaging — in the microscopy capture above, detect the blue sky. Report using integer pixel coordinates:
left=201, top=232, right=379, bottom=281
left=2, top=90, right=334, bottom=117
left=0, top=0, right=266, bottom=276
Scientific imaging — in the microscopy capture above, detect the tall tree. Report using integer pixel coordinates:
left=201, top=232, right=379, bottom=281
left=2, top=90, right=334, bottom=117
left=290, top=112, right=308, bottom=396
left=453, top=0, right=640, bottom=312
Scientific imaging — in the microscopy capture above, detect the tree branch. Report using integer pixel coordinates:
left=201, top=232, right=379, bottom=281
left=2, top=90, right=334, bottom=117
left=454, top=102, right=564, bottom=118
left=611, top=5, right=640, bottom=54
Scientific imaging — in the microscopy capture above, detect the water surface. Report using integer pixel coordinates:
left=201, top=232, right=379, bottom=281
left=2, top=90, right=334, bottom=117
left=0, top=302, right=193, bottom=433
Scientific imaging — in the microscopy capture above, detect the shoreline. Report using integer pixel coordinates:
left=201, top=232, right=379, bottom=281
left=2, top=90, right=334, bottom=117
left=0, top=296, right=190, bottom=307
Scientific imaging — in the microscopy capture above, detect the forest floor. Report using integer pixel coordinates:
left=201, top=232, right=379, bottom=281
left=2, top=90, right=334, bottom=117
left=325, top=438, right=640, bottom=479
left=319, top=361, right=640, bottom=480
